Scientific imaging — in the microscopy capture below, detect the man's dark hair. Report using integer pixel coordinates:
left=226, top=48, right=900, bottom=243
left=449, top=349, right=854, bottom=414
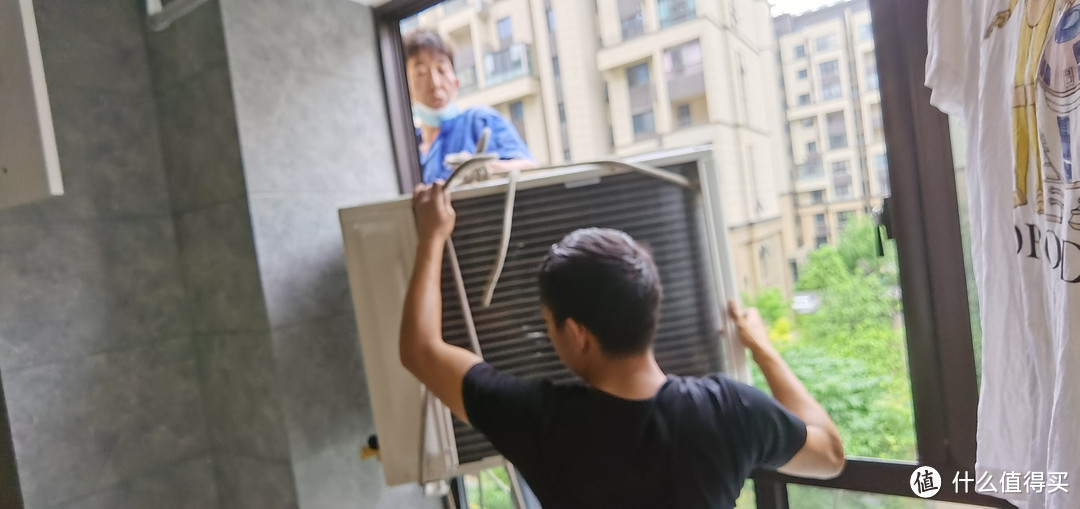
left=403, top=29, right=455, bottom=66
left=538, top=228, right=663, bottom=356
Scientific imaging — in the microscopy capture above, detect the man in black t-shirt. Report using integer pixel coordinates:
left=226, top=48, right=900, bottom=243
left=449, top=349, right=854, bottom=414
left=401, top=182, right=845, bottom=508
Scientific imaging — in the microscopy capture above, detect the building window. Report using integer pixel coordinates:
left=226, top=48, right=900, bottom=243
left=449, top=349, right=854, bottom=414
left=547, top=8, right=556, bottom=32
left=664, top=40, right=702, bottom=76
left=865, top=52, right=879, bottom=90
left=814, top=213, right=828, bottom=247
left=497, top=17, right=513, bottom=47
left=509, top=100, right=525, bottom=138
left=552, top=56, right=560, bottom=79
left=812, top=189, right=825, bottom=204
left=819, top=60, right=839, bottom=77
left=859, top=23, right=873, bottom=41
left=876, top=153, right=891, bottom=195
left=627, top=62, right=650, bottom=87
left=619, top=0, right=645, bottom=40
left=794, top=44, right=806, bottom=58
left=678, top=104, right=692, bottom=127
left=564, top=148, right=571, bottom=161
left=797, top=93, right=812, bottom=106
left=558, top=103, right=566, bottom=124
left=658, top=0, right=697, bottom=29
left=870, top=102, right=884, bottom=141
left=797, top=68, right=808, bottom=80
left=815, top=34, right=838, bottom=51
left=832, top=161, right=853, bottom=198
left=807, top=141, right=818, bottom=154
left=826, top=111, right=847, bottom=149
left=838, top=210, right=855, bottom=231
left=821, top=81, right=842, bottom=100
left=633, top=110, right=655, bottom=137
left=819, top=59, right=842, bottom=100
left=802, top=117, right=815, bottom=128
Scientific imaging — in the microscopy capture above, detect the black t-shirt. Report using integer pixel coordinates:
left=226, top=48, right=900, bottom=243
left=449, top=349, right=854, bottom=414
left=462, top=362, right=807, bottom=509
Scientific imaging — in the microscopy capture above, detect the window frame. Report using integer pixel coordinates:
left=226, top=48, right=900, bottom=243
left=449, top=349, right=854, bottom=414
left=375, top=0, right=1015, bottom=507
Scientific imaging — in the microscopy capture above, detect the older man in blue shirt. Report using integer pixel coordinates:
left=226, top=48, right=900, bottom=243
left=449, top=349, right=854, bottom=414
left=404, top=29, right=536, bottom=184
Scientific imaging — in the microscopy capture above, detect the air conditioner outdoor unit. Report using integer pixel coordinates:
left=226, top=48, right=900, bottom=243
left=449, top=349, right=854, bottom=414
left=339, top=147, right=747, bottom=487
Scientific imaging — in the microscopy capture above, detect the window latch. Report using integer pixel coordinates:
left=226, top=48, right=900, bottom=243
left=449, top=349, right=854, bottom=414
left=872, top=196, right=894, bottom=257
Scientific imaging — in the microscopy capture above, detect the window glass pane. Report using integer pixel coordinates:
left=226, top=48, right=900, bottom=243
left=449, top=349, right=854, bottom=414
left=627, top=62, right=650, bottom=86
left=794, top=44, right=806, bottom=58
left=859, top=23, right=873, bottom=41
left=815, top=34, right=837, bottom=51
left=761, top=2, right=916, bottom=463
left=788, top=485, right=986, bottom=509
left=619, top=0, right=644, bottom=40
left=826, top=111, right=847, bottom=148
left=464, top=467, right=516, bottom=509
left=735, top=480, right=756, bottom=508
left=633, top=110, right=655, bottom=136
left=797, top=68, right=808, bottom=80
left=658, top=0, right=697, bottom=29
left=819, top=60, right=839, bottom=77
left=497, top=17, right=513, bottom=44
left=798, top=93, right=812, bottom=105
left=864, top=51, right=879, bottom=90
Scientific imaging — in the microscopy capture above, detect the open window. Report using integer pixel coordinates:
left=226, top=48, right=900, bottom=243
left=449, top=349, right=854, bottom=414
left=370, top=0, right=1014, bottom=507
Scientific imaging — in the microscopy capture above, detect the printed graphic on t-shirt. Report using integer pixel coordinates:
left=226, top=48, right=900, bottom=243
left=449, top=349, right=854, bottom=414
left=986, top=0, right=1080, bottom=282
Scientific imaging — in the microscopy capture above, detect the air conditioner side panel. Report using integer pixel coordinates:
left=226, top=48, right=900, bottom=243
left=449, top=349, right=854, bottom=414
left=340, top=201, right=423, bottom=486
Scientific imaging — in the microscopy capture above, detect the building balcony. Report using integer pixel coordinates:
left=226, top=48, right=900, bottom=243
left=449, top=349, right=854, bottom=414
left=484, top=43, right=534, bottom=87
left=667, top=63, right=704, bottom=102
left=659, top=0, right=696, bottom=29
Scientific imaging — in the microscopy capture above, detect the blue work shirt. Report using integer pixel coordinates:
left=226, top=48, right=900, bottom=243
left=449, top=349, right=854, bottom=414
left=418, top=106, right=533, bottom=184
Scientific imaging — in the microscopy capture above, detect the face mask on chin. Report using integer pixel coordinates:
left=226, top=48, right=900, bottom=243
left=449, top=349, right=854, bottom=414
left=413, top=102, right=460, bottom=128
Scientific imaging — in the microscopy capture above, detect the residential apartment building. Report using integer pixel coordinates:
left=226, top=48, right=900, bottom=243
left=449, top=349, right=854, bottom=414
left=405, top=0, right=794, bottom=298
left=774, top=0, right=887, bottom=265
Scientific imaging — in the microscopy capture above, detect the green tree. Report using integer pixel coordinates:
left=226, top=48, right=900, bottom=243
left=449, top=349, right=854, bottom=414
left=773, top=220, right=916, bottom=461
left=794, top=247, right=850, bottom=291
left=743, top=287, right=789, bottom=325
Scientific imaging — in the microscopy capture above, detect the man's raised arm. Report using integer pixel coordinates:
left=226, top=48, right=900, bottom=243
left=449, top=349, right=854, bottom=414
left=400, top=181, right=483, bottom=423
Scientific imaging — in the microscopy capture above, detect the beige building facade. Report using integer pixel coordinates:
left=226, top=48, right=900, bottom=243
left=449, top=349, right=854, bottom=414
left=406, top=0, right=793, bottom=298
left=775, top=0, right=887, bottom=267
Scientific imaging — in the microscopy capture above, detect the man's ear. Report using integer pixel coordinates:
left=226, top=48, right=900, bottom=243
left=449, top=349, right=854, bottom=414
left=565, top=318, right=593, bottom=355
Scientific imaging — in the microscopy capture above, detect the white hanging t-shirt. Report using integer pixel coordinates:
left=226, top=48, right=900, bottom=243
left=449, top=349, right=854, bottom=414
left=926, top=1, right=1080, bottom=507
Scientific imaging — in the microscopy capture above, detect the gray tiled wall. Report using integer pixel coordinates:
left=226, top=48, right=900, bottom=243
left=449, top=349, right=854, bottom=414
left=220, top=0, right=438, bottom=506
left=2, top=0, right=433, bottom=506
left=0, top=0, right=216, bottom=507
left=146, top=1, right=298, bottom=506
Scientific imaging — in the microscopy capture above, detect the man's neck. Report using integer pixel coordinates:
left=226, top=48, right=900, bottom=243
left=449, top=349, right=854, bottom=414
left=419, top=125, right=441, bottom=153
left=584, top=351, right=668, bottom=400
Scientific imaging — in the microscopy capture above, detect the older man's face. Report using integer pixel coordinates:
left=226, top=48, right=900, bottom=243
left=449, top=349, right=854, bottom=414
left=406, top=48, right=459, bottom=110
